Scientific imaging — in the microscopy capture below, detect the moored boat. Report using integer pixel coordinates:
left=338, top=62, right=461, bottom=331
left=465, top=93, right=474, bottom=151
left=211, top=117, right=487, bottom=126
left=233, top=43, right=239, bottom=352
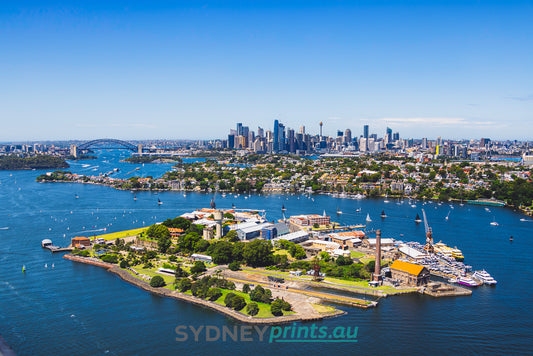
left=456, top=276, right=480, bottom=287
left=473, top=270, right=497, bottom=285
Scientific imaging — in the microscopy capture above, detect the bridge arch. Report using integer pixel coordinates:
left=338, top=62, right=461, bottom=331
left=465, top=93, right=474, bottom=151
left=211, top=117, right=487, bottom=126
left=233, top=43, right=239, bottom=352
left=78, top=139, right=137, bottom=151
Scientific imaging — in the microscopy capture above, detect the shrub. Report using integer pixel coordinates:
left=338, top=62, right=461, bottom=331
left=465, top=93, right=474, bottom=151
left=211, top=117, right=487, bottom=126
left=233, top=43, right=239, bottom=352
left=119, top=260, right=129, bottom=268
left=228, top=261, right=241, bottom=271
left=101, top=254, right=118, bottom=264
left=225, top=292, right=236, bottom=307
left=231, top=295, right=246, bottom=311
left=271, top=298, right=291, bottom=316
left=149, top=275, right=165, bottom=288
left=169, top=255, right=178, bottom=262
left=246, top=302, right=259, bottom=316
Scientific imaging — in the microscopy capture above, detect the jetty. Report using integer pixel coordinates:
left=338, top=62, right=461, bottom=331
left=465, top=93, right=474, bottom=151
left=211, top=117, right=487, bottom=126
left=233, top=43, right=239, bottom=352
left=422, top=282, right=472, bottom=297
left=41, top=239, right=73, bottom=253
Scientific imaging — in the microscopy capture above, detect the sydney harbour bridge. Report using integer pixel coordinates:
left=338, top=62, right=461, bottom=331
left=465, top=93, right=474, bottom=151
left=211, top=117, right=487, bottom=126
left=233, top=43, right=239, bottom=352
left=77, top=139, right=139, bottom=152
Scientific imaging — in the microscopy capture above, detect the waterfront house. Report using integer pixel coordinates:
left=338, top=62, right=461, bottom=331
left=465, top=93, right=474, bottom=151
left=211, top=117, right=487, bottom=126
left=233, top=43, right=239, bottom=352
left=71, top=236, right=91, bottom=248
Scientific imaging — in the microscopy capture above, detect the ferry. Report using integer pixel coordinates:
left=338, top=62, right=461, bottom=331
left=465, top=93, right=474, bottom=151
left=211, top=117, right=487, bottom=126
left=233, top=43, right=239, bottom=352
left=473, top=270, right=497, bottom=285
left=456, top=276, right=480, bottom=287
left=433, top=242, right=464, bottom=262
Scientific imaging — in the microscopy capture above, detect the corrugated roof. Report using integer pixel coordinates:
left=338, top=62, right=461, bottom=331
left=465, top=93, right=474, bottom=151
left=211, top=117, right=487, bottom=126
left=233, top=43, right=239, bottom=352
left=390, top=260, right=425, bottom=276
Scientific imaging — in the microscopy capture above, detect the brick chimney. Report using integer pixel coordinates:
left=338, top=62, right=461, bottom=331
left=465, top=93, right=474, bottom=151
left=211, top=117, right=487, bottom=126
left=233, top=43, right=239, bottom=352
left=373, top=229, right=382, bottom=281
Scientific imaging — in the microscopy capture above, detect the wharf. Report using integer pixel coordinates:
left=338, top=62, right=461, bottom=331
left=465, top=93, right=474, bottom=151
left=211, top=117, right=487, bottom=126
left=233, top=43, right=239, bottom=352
left=44, top=245, right=73, bottom=253
left=422, top=282, right=472, bottom=297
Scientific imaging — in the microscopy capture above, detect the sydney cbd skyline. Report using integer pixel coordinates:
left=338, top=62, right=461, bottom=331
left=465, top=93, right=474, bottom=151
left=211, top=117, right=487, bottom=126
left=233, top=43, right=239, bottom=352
left=1, top=1, right=532, bottom=142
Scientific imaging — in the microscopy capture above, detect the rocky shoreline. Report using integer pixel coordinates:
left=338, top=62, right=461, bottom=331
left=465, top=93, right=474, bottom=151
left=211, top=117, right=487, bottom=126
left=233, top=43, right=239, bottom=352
left=63, top=254, right=345, bottom=325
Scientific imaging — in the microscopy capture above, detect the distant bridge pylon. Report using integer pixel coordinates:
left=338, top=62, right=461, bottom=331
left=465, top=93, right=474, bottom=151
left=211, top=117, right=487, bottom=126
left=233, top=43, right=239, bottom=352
left=78, top=139, right=137, bottom=152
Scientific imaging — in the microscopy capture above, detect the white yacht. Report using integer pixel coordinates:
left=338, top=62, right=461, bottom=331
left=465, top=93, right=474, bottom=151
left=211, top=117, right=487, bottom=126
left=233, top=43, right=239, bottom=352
left=473, top=270, right=497, bottom=285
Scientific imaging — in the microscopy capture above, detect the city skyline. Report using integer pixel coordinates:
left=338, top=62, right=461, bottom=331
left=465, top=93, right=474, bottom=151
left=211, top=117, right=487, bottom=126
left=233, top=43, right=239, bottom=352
left=1, top=1, right=532, bottom=141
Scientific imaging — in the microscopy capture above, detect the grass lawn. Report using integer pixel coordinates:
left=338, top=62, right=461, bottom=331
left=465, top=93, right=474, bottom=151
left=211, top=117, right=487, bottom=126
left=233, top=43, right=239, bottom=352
left=350, top=251, right=366, bottom=258
left=183, top=287, right=294, bottom=318
left=131, top=266, right=176, bottom=286
left=322, top=277, right=396, bottom=291
left=91, top=227, right=149, bottom=241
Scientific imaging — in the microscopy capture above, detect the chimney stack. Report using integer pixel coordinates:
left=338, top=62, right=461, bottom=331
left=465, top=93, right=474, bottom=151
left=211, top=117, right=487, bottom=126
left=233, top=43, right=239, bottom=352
left=373, top=229, right=382, bottom=281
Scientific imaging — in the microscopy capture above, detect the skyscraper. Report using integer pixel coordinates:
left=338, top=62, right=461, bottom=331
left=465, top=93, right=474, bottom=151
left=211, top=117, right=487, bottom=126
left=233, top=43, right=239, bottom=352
left=273, top=120, right=279, bottom=152
left=236, top=123, right=243, bottom=136
left=363, top=125, right=369, bottom=139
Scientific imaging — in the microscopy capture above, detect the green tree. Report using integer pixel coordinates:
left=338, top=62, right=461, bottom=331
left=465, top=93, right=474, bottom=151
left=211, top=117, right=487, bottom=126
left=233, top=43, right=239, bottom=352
left=158, top=235, right=171, bottom=253
left=231, top=295, right=246, bottom=311
left=178, top=278, right=192, bottom=292
left=242, top=284, right=251, bottom=293
left=149, top=275, right=165, bottom=288
left=146, top=224, right=171, bottom=240
left=243, top=239, right=273, bottom=267
left=228, top=261, right=241, bottom=271
left=245, top=302, right=259, bottom=316
left=191, top=261, right=207, bottom=274
left=207, top=287, right=222, bottom=301
left=224, top=292, right=236, bottom=307
left=225, top=230, right=240, bottom=242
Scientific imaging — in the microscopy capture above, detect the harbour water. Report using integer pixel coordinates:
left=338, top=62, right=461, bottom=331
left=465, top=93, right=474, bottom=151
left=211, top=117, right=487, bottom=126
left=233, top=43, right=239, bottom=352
left=0, top=151, right=532, bottom=355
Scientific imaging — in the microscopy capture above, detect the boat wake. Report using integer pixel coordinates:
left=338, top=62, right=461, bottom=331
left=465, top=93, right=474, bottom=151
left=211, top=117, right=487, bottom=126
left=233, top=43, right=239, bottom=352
left=0, top=227, right=9, bottom=230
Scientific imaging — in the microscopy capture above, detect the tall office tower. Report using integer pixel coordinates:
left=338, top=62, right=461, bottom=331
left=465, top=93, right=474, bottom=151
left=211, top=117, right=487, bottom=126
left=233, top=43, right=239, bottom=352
left=304, top=134, right=311, bottom=153
left=248, top=131, right=255, bottom=148
left=236, top=123, right=243, bottom=136
left=359, top=138, right=367, bottom=152
left=393, top=132, right=400, bottom=141
left=228, top=134, right=235, bottom=149
left=319, top=122, right=323, bottom=137
left=386, top=127, right=392, bottom=143
left=337, top=130, right=343, bottom=137
left=257, top=127, right=264, bottom=138
left=296, top=133, right=304, bottom=152
left=422, top=137, right=428, bottom=149
left=278, top=123, right=286, bottom=151
left=345, top=129, right=352, bottom=143
left=273, top=119, right=280, bottom=152
left=436, top=136, right=442, bottom=147
left=299, top=126, right=305, bottom=135
left=287, top=128, right=295, bottom=153
left=242, top=126, right=249, bottom=138
left=363, top=125, right=369, bottom=139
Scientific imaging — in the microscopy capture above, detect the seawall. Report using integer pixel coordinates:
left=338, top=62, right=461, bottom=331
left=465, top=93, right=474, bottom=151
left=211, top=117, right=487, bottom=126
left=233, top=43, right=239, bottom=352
left=63, top=255, right=344, bottom=325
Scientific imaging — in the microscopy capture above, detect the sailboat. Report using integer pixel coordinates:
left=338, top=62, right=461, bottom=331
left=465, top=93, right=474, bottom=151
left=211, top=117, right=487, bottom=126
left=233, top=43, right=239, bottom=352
left=158, top=198, right=163, bottom=205
left=381, top=210, right=386, bottom=218
left=74, top=194, right=79, bottom=199
left=415, top=213, right=422, bottom=223
left=384, top=194, right=389, bottom=203
left=445, top=211, right=451, bottom=221
left=133, top=194, right=137, bottom=201
left=22, top=265, right=26, bottom=273
left=337, top=206, right=343, bottom=215
left=490, top=218, right=498, bottom=226
left=281, top=204, right=286, bottom=212
left=366, top=213, right=372, bottom=222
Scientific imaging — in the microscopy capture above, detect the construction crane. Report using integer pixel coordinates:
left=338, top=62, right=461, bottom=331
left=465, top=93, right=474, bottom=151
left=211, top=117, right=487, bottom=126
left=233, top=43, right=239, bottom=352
left=422, top=209, right=434, bottom=253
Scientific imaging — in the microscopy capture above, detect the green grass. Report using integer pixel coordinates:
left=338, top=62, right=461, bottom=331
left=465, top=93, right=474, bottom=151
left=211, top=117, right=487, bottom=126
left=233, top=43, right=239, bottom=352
left=350, top=251, right=366, bottom=258
left=321, top=276, right=396, bottom=291
left=182, top=287, right=293, bottom=318
left=92, top=227, right=149, bottom=241
left=131, top=266, right=176, bottom=286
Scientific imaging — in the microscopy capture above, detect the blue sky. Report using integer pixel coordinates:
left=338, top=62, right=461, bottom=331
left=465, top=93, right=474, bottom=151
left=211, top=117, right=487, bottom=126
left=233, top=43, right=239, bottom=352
left=1, top=1, right=532, bottom=141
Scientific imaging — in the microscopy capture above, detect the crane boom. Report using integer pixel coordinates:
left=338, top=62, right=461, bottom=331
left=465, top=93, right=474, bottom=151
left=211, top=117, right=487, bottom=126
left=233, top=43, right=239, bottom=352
left=422, top=209, right=434, bottom=253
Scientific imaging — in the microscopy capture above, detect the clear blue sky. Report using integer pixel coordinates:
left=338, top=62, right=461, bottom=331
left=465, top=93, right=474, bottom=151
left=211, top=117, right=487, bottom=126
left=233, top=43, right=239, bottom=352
left=1, top=1, right=532, bottom=141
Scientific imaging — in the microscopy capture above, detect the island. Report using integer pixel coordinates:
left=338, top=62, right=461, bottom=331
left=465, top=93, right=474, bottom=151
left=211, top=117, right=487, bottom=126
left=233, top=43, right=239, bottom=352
left=61, top=206, right=478, bottom=324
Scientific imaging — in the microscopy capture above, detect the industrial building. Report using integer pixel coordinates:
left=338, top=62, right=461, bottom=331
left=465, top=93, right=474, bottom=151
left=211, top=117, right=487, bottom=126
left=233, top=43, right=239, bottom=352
left=390, top=260, right=430, bottom=286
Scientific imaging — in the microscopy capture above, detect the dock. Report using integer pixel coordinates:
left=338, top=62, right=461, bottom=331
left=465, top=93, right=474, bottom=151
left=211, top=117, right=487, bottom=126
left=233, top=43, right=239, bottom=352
left=44, top=245, right=73, bottom=253
left=422, top=282, right=472, bottom=297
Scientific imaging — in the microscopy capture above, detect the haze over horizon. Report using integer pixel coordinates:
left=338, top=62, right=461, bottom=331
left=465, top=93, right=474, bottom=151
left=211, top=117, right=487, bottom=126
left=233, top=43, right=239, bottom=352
left=1, top=1, right=532, bottom=141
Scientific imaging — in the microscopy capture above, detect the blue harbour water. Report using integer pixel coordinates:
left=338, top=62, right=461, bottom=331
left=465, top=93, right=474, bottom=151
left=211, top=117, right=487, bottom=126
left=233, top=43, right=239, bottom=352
left=0, top=151, right=532, bottom=355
